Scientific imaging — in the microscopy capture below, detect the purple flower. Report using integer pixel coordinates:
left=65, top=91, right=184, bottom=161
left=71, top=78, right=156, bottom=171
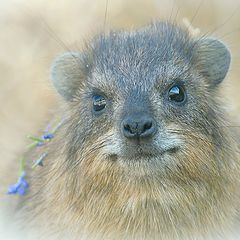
left=35, top=133, right=54, bottom=147
left=7, top=173, right=29, bottom=196
left=43, top=133, right=54, bottom=140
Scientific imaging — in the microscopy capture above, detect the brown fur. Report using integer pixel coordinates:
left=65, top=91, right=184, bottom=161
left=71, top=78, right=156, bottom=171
left=13, top=98, right=240, bottom=240
left=1, top=1, right=240, bottom=240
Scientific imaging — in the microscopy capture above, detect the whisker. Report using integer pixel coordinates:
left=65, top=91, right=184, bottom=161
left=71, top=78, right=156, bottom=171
left=103, top=0, right=109, bottom=33
left=39, top=18, right=72, bottom=53
left=68, top=136, right=113, bottom=171
left=216, top=28, right=240, bottom=41
left=189, top=0, right=204, bottom=25
left=168, top=0, right=177, bottom=23
left=16, top=3, right=72, bottom=53
left=173, top=5, right=181, bottom=24
left=15, top=3, right=84, bottom=69
left=168, top=128, right=240, bottom=154
left=201, top=4, right=240, bottom=38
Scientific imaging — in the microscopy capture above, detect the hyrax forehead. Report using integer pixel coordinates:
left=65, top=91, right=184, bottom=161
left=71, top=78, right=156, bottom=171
left=51, top=21, right=230, bottom=103
left=91, top=22, right=194, bottom=92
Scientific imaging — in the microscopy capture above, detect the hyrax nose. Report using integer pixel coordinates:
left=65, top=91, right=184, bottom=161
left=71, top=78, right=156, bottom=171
left=122, top=115, right=156, bottom=139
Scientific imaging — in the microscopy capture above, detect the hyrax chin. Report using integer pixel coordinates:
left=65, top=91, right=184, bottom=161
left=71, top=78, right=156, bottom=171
left=12, top=22, right=240, bottom=240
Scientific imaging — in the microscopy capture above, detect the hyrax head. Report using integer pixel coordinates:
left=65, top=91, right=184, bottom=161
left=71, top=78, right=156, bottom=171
left=51, top=22, right=231, bottom=178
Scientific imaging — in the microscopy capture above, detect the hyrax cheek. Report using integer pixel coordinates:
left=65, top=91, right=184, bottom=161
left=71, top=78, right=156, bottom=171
left=100, top=130, right=122, bottom=156
left=154, top=130, right=184, bottom=153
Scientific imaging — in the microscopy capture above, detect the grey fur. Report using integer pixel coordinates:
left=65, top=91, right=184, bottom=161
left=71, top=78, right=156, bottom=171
left=51, top=52, right=85, bottom=101
left=15, top=21, right=240, bottom=240
left=51, top=22, right=230, bottom=101
left=193, top=38, right=231, bottom=86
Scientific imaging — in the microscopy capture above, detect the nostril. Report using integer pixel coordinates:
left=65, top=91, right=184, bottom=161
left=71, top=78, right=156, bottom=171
left=122, top=116, right=156, bottom=139
left=143, top=121, right=152, bottom=132
left=124, top=123, right=133, bottom=134
left=123, top=121, right=139, bottom=135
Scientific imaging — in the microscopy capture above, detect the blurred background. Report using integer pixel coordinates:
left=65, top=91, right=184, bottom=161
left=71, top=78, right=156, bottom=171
left=0, top=0, right=239, bottom=235
left=0, top=0, right=240, bottom=188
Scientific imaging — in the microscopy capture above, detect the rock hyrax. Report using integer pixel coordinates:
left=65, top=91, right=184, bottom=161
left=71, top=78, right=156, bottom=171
left=11, top=22, right=240, bottom=240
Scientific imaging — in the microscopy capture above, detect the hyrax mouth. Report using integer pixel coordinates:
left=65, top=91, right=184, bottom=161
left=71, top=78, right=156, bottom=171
left=103, top=128, right=182, bottom=167
left=104, top=128, right=181, bottom=162
left=119, top=144, right=180, bottom=160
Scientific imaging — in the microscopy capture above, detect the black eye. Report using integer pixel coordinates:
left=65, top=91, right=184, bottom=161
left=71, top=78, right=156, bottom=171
left=168, top=85, right=186, bottom=103
left=93, top=95, right=107, bottom=112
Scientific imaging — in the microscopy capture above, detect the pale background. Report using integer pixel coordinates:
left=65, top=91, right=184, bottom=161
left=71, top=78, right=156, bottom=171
left=0, top=0, right=239, bottom=239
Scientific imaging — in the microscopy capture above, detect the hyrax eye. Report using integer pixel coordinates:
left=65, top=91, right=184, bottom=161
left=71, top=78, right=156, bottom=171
left=93, top=95, right=107, bottom=112
left=168, top=85, right=186, bottom=103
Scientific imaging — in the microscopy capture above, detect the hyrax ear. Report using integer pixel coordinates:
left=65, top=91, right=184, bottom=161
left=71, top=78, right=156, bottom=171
left=193, top=38, right=231, bottom=87
left=51, top=52, right=86, bottom=101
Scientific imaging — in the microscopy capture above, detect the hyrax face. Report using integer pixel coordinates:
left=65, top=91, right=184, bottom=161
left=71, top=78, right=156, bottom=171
left=51, top=22, right=230, bottom=179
